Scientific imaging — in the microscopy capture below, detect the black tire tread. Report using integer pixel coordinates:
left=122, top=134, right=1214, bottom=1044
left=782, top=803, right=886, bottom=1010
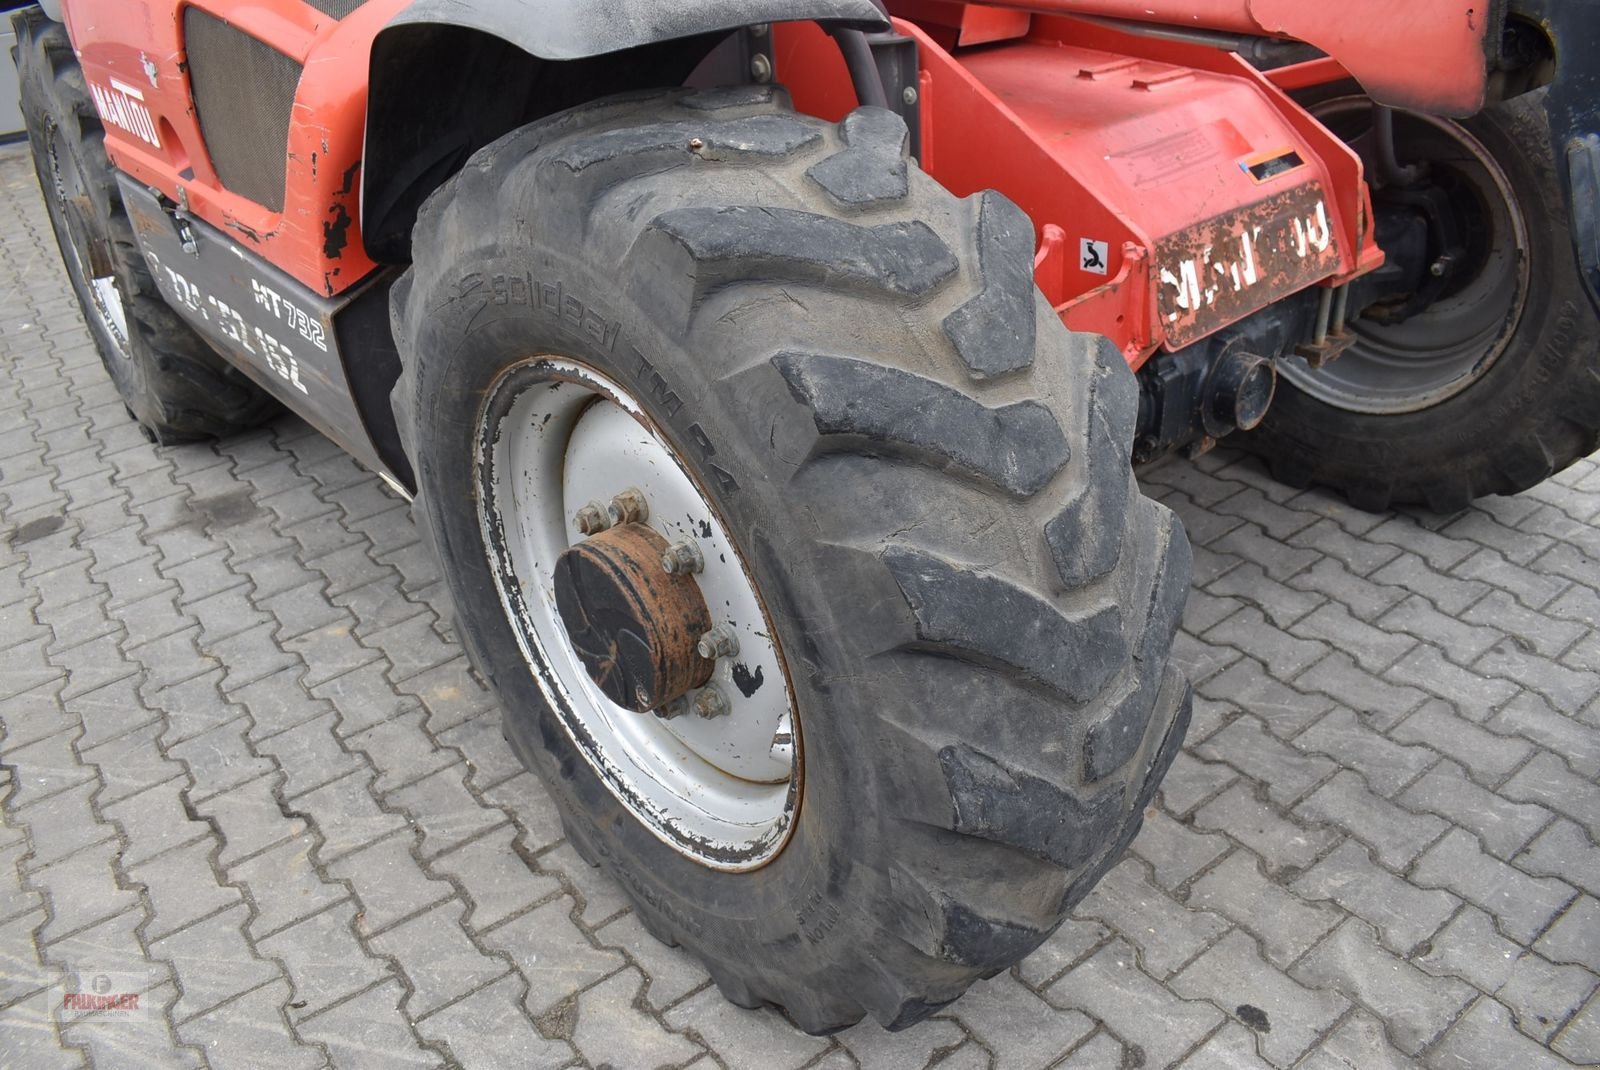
left=392, top=88, right=1190, bottom=1032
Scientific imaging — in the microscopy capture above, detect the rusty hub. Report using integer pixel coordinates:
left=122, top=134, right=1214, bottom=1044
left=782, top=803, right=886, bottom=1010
left=552, top=522, right=714, bottom=714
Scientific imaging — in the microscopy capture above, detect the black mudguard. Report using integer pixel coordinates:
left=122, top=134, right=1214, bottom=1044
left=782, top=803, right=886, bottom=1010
left=362, top=1, right=886, bottom=262
left=378, top=0, right=885, bottom=62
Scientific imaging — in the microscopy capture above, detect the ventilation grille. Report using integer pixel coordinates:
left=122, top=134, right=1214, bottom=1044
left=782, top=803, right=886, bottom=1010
left=184, top=8, right=302, bottom=212
left=303, top=0, right=370, bottom=18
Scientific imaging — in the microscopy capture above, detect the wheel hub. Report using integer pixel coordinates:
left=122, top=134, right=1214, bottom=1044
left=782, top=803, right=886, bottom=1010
left=476, top=358, right=800, bottom=870
left=553, top=521, right=713, bottom=713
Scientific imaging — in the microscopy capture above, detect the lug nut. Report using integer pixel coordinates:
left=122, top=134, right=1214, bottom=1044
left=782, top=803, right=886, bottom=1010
left=574, top=502, right=610, bottom=536
left=693, top=685, right=730, bottom=719
left=696, top=625, right=740, bottom=661
left=606, top=487, right=649, bottom=527
left=661, top=538, right=704, bottom=576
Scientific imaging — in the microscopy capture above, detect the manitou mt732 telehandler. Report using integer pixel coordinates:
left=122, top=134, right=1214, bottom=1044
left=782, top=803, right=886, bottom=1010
left=11, top=0, right=1598, bottom=1032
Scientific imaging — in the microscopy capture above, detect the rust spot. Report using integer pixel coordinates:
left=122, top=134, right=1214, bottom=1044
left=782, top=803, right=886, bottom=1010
left=1154, top=180, right=1342, bottom=349
left=553, top=523, right=714, bottom=712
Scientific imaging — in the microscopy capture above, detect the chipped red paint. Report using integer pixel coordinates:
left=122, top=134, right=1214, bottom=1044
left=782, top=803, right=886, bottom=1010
left=1155, top=182, right=1343, bottom=348
left=60, top=0, right=407, bottom=297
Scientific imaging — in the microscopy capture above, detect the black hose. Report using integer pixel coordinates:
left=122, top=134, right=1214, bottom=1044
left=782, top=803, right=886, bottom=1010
left=1373, top=104, right=1427, bottom=187
left=830, top=28, right=889, bottom=110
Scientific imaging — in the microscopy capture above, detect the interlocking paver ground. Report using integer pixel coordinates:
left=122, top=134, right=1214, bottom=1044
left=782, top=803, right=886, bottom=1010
left=2, top=141, right=1598, bottom=1069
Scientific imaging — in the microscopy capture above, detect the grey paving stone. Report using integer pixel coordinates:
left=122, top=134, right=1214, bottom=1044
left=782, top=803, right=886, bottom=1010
left=152, top=902, right=282, bottom=1023
left=1293, top=707, right=1435, bottom=797
left=257, top=901, right=394, bottom=1016
left=1298, top=1010, right=1413, bottom=1070
left=569, top=966, right=703, bottom=1068
left=1496, top=951, right=1599, bottom=1044
left=1130, top=810, right=1231, bottom=892
left=295, top=978, right=441, bottom=1069
left=1516, top=818, right=1600, bottom=899
left=1292, top=918, right=1473, bottom=1055
left=1049, top=941, right=1225, bottom=1070
left=1383, top=646, right=1520, bottom=724
left=1492, top=692, right=1600, bottom=779
left=1296, top=652, right=1426, bottom=730
left=1158, top=751, right=1238, bottom=816
left=1418, top=905, right=1525, bottom=993
left=955, top=972, right=1096, bottom=1069
left=1554, top=991, right=1600, bottom=1065
left=665, top=986, right=831, bottom=1070
left=1187, top=849, right=1342, bottom=969
left=1399, top=759, right=1552, bottom=860
left=128, top=836, right=239, bottom=942
left=413, top=973, right=573, bottom=1070
left=385, top=764, right=507, bottom=861
left=1295, top=770, right=1447, bottom=870
left=326, top=830, right=455, bottom=935
left=1195, top=782, right=1339, bottom=872
left=228, top=833, right=348, bottom=938
left=1075, top=858, right=1229, bottom=979
left=1177, top=1022, right=1272, bottom=1069
left=1018, top=916, right=1111, bottom=990
left=478, top=895, right=625, bottom=1018
left=594, top=911, right=712, bottom=1011
left=1196, top=715, right=1335, bottom=805
left=1292, top=601, right=1417, bottom=674
left=1053, top=1030, right=1125, bottom=1070
left=1378, top=595, right=1504, bottom=665
left=1501, top=751, right=1600, bottom=841
left=1172, top=929, right=1348, bottom=1066
left=1536, top=896, right=1600, bottom=974
left=1294, top=841, right=1459, bottom=954
left=1412, top=828, right=1577, bottom=946
left=1426, top=997, right=1572, bottom=1070
left=370, top=899, right=509, bottom=1018
left=289, top=769, right=409, bottom=863
left=172, top=978, right=324, bottom=1068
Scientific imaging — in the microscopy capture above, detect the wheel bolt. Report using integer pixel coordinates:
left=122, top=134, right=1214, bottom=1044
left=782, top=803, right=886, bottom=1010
left=574, top=502, right=610, bottom=536
left=606, top=487, right=649, bottom=527
left=693, top=685, right=730, bottom=719
left=696, top=625, right=739, bottom=661
left=657, top=696, right=691, bottom=720
left=661, top=539, right=704, bottom=576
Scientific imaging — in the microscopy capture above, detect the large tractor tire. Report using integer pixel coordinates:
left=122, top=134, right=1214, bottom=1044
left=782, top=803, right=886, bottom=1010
left=391, top=87, right=1192, bottom=1032
left=13, top=8, right=276, bottom=443
left=1243, top=90, right=1600, bottom=512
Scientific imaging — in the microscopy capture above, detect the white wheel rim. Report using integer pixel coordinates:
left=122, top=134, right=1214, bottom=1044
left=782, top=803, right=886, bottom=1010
left=476, top=358, right=800, bottom=870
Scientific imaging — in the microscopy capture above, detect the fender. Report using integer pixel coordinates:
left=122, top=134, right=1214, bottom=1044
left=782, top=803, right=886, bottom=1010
left=363, top=0, right=888, bottom=261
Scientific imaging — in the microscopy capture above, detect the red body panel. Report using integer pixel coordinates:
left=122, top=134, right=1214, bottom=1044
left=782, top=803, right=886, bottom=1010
left=778, top=15, right=1383, bottom=366
left=63, top=0, right=407, bottom=297
left=949, top=0, right=1491, bottom=115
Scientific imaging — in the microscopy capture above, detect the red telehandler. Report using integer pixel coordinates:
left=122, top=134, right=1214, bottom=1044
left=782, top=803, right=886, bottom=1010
left=11, top=0, right=1598, bottom=1031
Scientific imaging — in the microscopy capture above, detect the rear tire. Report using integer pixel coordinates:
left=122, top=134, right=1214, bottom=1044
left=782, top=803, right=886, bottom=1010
left=392, top=87, right=1192, bottom=1032
left=1241, top=91, right=1600, bottom=512
left=13, top=8, right=277, bottom=443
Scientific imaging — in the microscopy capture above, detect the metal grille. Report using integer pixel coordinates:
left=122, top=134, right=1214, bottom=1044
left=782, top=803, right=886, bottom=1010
left=302, top=0, right=370, bottom=18
left=184, top=9, right=302, bottom=212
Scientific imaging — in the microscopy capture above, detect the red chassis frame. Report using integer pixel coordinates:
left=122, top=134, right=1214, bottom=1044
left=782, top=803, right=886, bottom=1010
left=62, top=0, right=1489, bottom=367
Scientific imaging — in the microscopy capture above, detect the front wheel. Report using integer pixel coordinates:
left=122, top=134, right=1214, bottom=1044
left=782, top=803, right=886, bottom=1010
left=391, top=87, right=1192, bottom=1032
left=1242, top=91, right=1600, bottom=512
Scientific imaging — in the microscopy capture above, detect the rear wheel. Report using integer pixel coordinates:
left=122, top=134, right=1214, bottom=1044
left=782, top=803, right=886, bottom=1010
left=13, top=8, right=276, bottom=443
left=392, top=87, right=1192, bottom=1031
left=1243, top=91, right=1600, bottom=512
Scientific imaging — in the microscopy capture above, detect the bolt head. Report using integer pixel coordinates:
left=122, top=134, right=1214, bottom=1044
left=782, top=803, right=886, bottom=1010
left=688, top=137, right=705, bottom=153
left=693, top=686, right=730, bottom=719
left=696, top=625, right=739, bottom=661
left=660, top=538, right=704, bottom=576
left=606, top=487, right=649, bottom=527
left=902, top=86, right=919, bottom=106
left=750, top=54, right=773, bottom=83
left=574, top=503, right=609, bottom=536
